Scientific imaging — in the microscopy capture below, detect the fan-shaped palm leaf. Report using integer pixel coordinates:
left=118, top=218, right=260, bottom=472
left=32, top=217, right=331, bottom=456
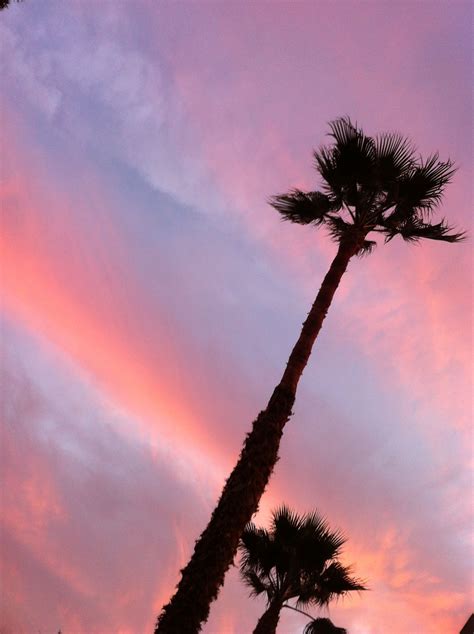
left=374, top=132, right=416, bottom=183
left=270, top=190, right=336, bottom=225
left=382, top=216, right=465, bottom=243
left=239, top=524, right=275, bottom=577
left=393, top=154, right=456, bottom=214
left=327, top=117, right=376, bottom=192
left=241, top=569, right=270, bottom=598
left=313, top=561, right=366, bottom=607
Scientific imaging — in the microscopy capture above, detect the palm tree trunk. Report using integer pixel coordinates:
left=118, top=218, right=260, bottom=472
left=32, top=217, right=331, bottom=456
left=155, top=239, right=359, bottom=634
left=252, top=599, right=284, bottom=634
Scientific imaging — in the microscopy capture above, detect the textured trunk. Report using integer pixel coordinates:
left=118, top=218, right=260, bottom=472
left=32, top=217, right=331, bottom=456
left=155, top=384, right=294, bottom=634
left=252, top=599, right=284, bottom=634
left=279, top=239, right=359, bottom=393
left=155, top=240, right=358, bottom=634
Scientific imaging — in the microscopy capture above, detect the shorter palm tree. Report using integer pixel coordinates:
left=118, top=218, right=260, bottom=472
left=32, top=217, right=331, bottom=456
left=303, top=617, right=347, bottom=634
left=239, top=506, right=365, bottom=634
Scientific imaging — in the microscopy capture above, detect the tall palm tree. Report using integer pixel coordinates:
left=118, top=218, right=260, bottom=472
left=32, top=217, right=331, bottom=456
left=239, top=506, right=365, bottom=634
left=155, top=117, right=464, bottom=633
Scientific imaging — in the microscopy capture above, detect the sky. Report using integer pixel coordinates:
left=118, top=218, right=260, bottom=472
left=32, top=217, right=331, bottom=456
left=0, top=1, right=472, bottom=633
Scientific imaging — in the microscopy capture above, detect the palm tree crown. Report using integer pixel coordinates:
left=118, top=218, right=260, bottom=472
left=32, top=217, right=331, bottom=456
left=271, top=117, right=464, bottom=253
left=239, top=506, right=365, bottom=633
left=303, top=617, right=347, bottom=634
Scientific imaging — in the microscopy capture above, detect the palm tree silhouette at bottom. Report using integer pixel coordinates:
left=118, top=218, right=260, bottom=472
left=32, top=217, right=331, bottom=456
left=239, top=506, right=365, bottom=634
left=304, top=617, right=347, bottom=634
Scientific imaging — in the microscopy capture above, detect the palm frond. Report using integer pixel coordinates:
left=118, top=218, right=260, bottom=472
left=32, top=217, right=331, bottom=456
left=302, top=511, right=344, bottom=548
left=239, top=524, right=275, bottom=576
left=374, top=132, right=416, bottom=182
left=329, top=117, right=375, bottom=180
left=303, top=617, right=347, bottom=634
left=313, top=117, right=377, bottom=206
left=240, top=569, right=270, bottom=598
left=297, top=512, right=345, bottom=569
left=356, top=239, right=377, bottom=256
left=272, top=505, right=305, bottom=534
left=325, top=216, right=354, bottom=243
left=395, top=154, right=456, bottom=213
left=271, top=506, right=304, bottom=578
left=383, top=216, right=466, bottom=243
left=328, top=116, right=361, bottom=147
left=313, top=561, right=367, bottom=607
left=269, top=190, right=335, bottom=225
left=313, top=146, right=343, bottom=204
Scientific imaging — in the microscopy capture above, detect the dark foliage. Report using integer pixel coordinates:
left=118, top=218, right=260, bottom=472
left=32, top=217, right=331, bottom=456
left=239, top=506, right=365, bottom=611
left=303, top=617, right=347, bottom=634
left=270, top=116, right=465, bottom=252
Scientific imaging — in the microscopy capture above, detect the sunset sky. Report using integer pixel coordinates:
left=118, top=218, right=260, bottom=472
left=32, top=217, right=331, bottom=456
left=0, top=2, right=472, bottom=633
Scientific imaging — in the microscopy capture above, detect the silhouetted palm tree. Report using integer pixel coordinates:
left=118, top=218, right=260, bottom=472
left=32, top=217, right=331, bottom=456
left=304, top=617, right=347, bottom=634
left=239, top=506, right=364, bottom=634
left=155, top=117, right=464, bottom=633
